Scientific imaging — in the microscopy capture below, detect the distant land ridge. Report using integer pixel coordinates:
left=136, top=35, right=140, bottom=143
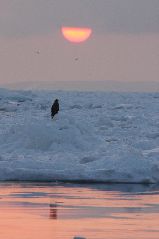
left=1, top=80, right=159, bottom=92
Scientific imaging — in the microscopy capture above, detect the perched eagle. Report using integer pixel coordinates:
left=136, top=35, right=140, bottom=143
left=51, top=99, right=59, bottom=119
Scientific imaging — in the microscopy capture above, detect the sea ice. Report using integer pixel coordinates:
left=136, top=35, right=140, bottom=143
left=0, top=89, right=159, bottom=183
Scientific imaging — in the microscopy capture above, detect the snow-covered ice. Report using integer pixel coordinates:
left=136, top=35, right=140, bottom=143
left=0, top=88, right=159, bottom=183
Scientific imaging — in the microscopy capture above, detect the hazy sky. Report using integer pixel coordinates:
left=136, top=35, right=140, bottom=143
left=0, top=0, right=159, bottom=89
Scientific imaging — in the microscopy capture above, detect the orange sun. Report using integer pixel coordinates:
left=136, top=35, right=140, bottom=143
left=61, top=27, right=92, bottom=43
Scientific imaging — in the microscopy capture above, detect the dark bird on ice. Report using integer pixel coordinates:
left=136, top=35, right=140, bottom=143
left=51, top=99, right=59, bottom=119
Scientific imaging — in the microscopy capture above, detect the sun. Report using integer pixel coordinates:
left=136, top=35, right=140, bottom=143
left=61, top=27, right=92, bottom=43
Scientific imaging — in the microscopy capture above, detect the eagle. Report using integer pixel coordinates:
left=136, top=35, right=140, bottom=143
left=51, top=99, right=59, bottom=119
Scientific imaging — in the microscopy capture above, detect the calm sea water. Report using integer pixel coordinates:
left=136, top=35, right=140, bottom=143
left=0, top=182, right=159, bottom=239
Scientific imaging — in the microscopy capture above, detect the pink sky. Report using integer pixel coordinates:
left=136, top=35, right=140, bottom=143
left=0, top=1, right=159, bottom=90
left=0, top=33, right=159, bottom=84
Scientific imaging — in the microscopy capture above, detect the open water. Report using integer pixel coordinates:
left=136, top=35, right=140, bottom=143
left=0, top=183, right=159, bottom=239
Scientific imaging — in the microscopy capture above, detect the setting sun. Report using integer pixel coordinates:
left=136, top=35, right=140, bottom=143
left=61, top=27, right=92, bottom=43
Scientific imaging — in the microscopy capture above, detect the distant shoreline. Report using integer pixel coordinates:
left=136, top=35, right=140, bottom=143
left=1, top=80, right=159, bottom=92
